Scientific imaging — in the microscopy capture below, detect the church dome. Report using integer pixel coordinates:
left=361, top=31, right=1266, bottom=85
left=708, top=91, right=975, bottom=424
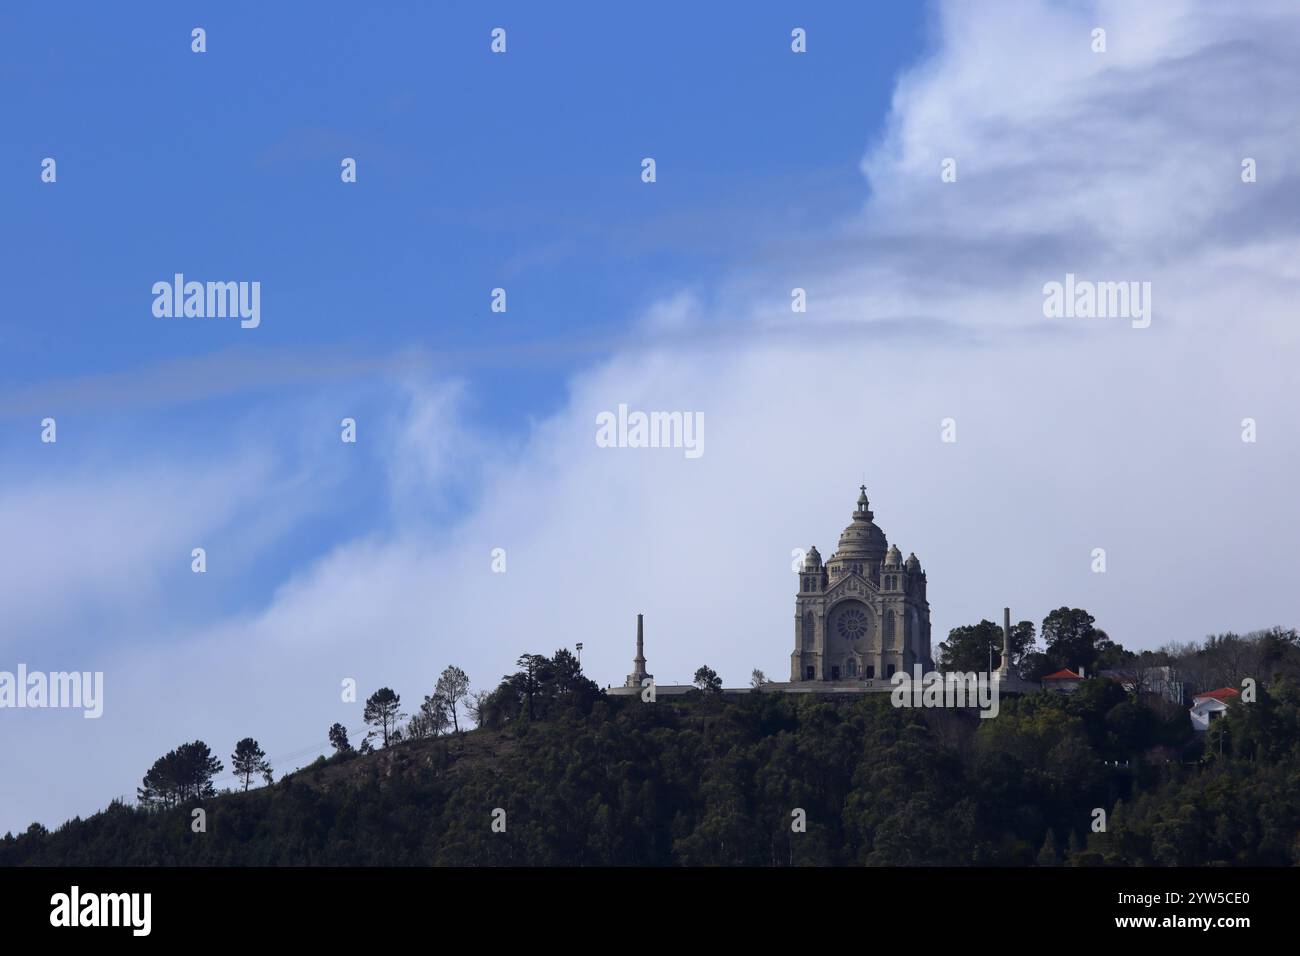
left=830, top=486, right=887, bottom=565
left=885, top=544, right=902, bottom=567
left=905, top=552, right=922, bottom=572
left=804, top=545, right=823, bottom=569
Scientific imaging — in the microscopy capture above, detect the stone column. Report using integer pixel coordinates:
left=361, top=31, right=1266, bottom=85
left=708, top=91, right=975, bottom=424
left=624, top=613, right=652, bottom=688
left=998, top=607, right=1011, bottom=678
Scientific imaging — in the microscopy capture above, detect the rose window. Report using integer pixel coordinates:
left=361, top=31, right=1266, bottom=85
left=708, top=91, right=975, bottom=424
left=837, top=607, right=868, bottom=641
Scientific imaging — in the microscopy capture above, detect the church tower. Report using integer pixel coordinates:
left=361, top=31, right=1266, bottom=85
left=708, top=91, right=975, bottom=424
left=791, top=486, right=933, bottom=682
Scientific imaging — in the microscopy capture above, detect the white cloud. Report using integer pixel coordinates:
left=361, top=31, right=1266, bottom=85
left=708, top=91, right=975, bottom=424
left=0, top=452, right=285, bottom=650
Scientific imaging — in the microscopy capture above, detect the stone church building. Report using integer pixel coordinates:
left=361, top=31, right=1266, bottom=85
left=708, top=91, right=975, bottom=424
left=612, top=485, right=950, bottom=697
left=791, top=486, right=933, bottom=682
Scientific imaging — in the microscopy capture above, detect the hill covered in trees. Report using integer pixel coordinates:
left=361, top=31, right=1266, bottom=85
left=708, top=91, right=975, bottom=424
left=6, top=625, right=1300, bottom=866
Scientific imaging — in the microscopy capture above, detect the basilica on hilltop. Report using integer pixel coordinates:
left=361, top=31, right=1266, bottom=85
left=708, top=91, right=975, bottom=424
left=615, top=487, right=938, bottom=694
left=790, top=486, right=933, bottom=682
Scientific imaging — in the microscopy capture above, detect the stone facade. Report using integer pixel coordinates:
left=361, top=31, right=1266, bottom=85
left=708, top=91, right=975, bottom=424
left=791, top=487, right=933, bottom=682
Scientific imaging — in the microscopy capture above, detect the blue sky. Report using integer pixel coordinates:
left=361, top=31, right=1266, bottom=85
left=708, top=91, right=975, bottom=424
left=3, top=3, right=923, bottom=416
left=3, top=1, right=1299, bottom=835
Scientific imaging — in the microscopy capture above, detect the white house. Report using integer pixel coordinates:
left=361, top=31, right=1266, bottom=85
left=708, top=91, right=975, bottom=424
left=1189, top=687, right=1239, bottom=731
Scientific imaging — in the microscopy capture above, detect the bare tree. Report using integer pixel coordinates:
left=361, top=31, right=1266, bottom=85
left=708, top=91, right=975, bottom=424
left=1204, top=633, right=1257, bottom=689
left=421, top=693, right=452, bottom=737
left=466, top=689, right=490, bottom=728
left=435, top=666, right=470, bottom=734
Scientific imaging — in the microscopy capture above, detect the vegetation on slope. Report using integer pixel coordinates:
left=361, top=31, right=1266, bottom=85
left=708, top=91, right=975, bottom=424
left=6, top=618, right=1299, bottom=866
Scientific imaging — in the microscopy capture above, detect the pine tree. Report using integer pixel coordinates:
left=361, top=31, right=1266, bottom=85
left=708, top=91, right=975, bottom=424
left=137, top=740, right=223, bottom=808
left=363, top=688, right=405, bottom=747
left=230, top=738, right=272, bottom=792
left=327, top=722, right=352, bottom=753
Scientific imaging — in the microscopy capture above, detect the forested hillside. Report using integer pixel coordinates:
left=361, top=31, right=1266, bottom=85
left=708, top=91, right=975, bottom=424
left=6, top=662, right=1300, bottom=866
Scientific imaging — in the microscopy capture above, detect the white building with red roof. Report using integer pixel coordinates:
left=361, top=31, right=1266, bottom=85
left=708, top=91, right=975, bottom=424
left=1041, top=667, right=1085, bottom=693
left=1189, top=687, right=1240, bottom=731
